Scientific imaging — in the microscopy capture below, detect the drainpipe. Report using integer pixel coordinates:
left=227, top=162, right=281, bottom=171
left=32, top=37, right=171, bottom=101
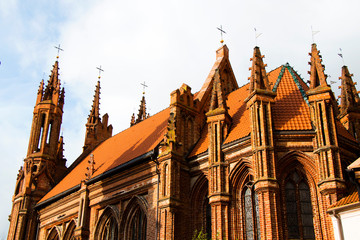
left=151, top=148, right=160, bottom=240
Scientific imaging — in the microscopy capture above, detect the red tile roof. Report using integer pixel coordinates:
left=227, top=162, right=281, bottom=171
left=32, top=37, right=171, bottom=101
left=190, top=64, right=314, bottom=156
left=329, top=190, right=359, bottom=209
left=39, top=108, right=170, bottom=203
left=271, top=65, right=312, bottom=131
left=39, top=61, right=358, bottom=204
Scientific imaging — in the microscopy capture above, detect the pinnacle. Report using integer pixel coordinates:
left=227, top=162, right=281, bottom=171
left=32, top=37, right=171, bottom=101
left=339, top=65, right=360, bottom=115
left=308, top=43, right=328, bottom=89
left=248, top=46, right=270, bottom=92
left=130, top=94, right=149, bottom=126
left=87, top=80, right=101, bottom=124
left=209, top=69, right=227, bottom=112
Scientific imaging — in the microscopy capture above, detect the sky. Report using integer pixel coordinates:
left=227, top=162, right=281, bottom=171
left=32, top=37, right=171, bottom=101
left=1, top=0, right=360, bottom=238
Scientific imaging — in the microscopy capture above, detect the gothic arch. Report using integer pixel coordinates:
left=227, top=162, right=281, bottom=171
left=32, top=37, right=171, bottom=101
left=229, top=158, right=253, bottom=196
left=63, top=220, right=76, bottom=240
left=277, top=151, right=317, bottom=182
left=47, top=227, right=60, bottom=240
left=120, top=195, right=148, bottom=240
left=94, top=205, right=120, bottom=240
left=277, top=151, right=320, bottom=240
left=190, top=174, right=210, bottom=236
left=229, top=159, right=257, bottom=239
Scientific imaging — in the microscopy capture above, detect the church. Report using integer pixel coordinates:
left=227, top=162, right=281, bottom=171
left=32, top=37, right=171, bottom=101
left=7, top=43, right=360, bottom=240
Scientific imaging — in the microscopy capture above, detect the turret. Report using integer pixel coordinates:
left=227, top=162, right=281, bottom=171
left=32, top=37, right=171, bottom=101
left=8, top=60, right=67, bottom=240
left=244, top=46, right=279, bottom=239
left=206, top=69, right=231, bottom=239
left=306, top=43, right=346, bottom=239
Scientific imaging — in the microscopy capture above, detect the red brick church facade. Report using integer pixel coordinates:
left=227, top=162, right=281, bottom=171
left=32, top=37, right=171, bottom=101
left=7, top=44, right=360, bottom=239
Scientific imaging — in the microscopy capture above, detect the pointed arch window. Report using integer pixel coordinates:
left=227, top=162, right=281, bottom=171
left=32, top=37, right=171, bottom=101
left=63, top=220, right=76, bottom=240
left=128, top=205, right=147, bottom=240
left=47, top=227, right=60, bottom=240
left=243, top=184, right=260, bottom=240
left=95, top=208, right=119, bottom=240
left=163, top=163, right=169, bottom=196
left=285, top=171, right=315, bottom=240
left=203, top=196, right=211, bottom=237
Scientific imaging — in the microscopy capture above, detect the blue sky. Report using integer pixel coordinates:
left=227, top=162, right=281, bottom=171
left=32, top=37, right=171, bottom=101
left=1, top=0, right=360, bottom=238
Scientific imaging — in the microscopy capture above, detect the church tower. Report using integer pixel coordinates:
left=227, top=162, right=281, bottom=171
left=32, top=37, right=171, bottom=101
left=8, top=60, right=67, bottom=240
left=244, top=46, right=280, bottom=239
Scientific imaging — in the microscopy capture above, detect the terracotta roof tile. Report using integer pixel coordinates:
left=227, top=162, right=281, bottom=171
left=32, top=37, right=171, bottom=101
left=270, top=66, right=312, bottom=131
left=336, top=120, right=356, bottom=141
left=189, top=124, right=209, bottom=157
left=329, top=190, right=359, bottom=209
left=224, top=85, right=251, bottom=144
left=39, top=108, right=170, bottom=203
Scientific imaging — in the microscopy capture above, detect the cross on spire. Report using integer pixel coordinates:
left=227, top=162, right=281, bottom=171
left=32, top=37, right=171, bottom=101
left=254, top=28, right=262, bottom=46
left=217, top=25, right=226, bottom=44
left=141, top=81, right=148, bottom=95
left=54, top=44, right=64, bottom=59
left=96, top=65, right=104, bottom=79
left=338, top=48, right=345, bottom=65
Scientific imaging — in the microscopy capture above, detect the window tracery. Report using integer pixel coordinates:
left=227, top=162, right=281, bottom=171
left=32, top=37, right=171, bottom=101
left=128, top=205, right=147, bottom=240
left=95, top=207, right=119, bottom=240
left=47, top=227, right=60, bottom=240
left=285, top=171, right=315, bottom=240
left=243, top=183, right=260, bottom=240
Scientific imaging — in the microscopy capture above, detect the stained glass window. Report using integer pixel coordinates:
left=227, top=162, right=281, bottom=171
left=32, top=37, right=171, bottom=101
left=243, top=184, right=260, bottom=240
left=285, top=171, right=315, bottom=240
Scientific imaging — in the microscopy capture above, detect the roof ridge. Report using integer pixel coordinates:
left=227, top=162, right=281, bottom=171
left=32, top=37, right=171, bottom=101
left=272, top=65, right=286, bottom=92
left=285, top=64, right=310, bottom=106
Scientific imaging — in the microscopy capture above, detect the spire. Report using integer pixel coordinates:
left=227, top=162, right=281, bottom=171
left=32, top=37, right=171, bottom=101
left=130, top=95, right=149, bottom=126
left=339, top=66, right=360, bottom=116
left=308, top=43, right=328, bottom=89
left=87, top=80, right=101, bottom=125
left=130, top=113, right=136, bottom=126
left=249, top=46, right=271, bottom=93
left=137, top=95, right=147, bottom=122
left=83, top=79, right=112, bottom=152
left=43, top=61, right=60, bottom=101
left=36, top=79, right=44, bottom=105
left=209, top=69, right=228, bottom=112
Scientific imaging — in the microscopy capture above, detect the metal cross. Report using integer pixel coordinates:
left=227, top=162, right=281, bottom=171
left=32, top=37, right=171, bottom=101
left=217, top=25, right=226, bottom=44
left=338, top=48, right=345, bottom=65
left=96, top=65, right=104, bottom=79
left=54, top=44, right=64, bottom=59
left=311, top=26, right=320, bottom=43
left=141, top=81, right=148, bottom=94
left=254, top=28, right=262, bottom=46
